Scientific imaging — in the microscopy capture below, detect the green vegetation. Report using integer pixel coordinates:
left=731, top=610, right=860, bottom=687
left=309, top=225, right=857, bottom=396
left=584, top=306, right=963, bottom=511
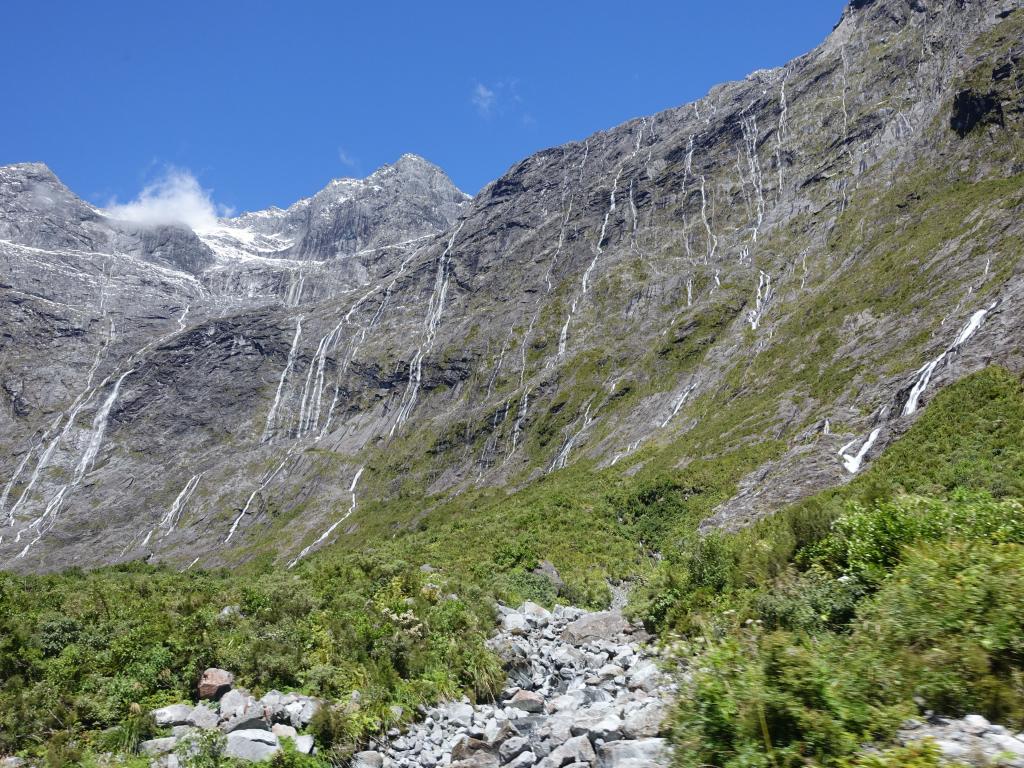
left=624, top=367, right=1024, bottom=767
left=3, top=366, right=1022, bottom=767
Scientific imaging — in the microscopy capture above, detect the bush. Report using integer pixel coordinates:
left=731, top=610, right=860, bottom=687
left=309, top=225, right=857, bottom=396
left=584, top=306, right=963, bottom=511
left=854, top=540, right=1024, bottom=726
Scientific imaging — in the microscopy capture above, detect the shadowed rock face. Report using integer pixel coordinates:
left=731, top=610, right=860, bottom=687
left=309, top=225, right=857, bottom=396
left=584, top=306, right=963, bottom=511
left=2, top=0, right=1024, bottom=572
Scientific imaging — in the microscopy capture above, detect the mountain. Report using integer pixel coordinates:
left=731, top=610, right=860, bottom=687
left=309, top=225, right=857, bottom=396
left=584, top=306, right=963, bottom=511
left=1, top=0, right=1022, bottom=574
left=3, top=0, right=1024, bottom=764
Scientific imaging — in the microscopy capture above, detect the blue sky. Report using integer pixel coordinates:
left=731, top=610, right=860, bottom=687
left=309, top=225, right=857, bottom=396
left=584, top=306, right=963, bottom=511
left=1, top=1, right=847, bottom=214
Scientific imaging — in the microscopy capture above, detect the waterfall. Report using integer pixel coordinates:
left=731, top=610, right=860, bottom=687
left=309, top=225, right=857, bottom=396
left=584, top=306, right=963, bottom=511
left=740, top=113, right=765, bottom=242
left=262, top=317, right=303, bottom=443
left=389, top=223, right=465, bottom=437
left=74, top=369, right=134, bottom=482
left=161, top=473, right=203, bottom=535
left=902, top=301, right=998, bottom=417
left=838, top=428, right=881, bottom=474
left=288, top=466, right=365, bottom=568
left=661, top=383, right=698, bottom=429
left=559, top=164, right=624, bottom=357
left=549, top=401, right=594, bottom=473
left=746, top=271, right=773, bottom=331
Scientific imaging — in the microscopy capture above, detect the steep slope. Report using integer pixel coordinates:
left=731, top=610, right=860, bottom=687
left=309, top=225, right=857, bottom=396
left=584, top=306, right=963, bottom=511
left=1, top=0, right=1023, bottom=574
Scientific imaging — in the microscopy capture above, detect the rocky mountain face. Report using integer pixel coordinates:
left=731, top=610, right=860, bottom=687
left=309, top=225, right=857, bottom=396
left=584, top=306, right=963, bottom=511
left=1, top=0, right=1023, bottom=573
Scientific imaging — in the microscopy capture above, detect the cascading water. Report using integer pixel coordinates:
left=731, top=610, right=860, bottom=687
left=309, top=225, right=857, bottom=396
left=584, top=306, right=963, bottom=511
left=838, top=428, right=880, bottom=474
left=746, top=271, right=773, bottom=331
left=288, top=466, right=364, bottom=568
left=74, top=368, right=134, bottom=482
left=161, top=473, right=203, bottom=536
left=902, top=301, right=999, bottom=417
left=558, top=164, right=624, bottom=358
left=261, top=317, right=303, bottom=443
left=389, top=222, right=465, bottom=437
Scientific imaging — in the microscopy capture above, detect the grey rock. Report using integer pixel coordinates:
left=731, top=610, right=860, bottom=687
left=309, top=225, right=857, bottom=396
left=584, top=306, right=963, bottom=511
left=509, top=690, right=545, bottom=714
left=562, top=612, right=631, bottom=645
left=352, top=751, right=385, bottom=768
left=270, top=723, right=297, bottom=739
left=220, top=702, right=269, bottom=733
left=540, top=735, right=596, bottom=767
left=293, top=734, right=314, bottom=755
left=621, top=701, right=667, bottom=738
left=140, top=737, right=179, bottom=756
left=187, top=703, right=220, bottom=730
left=151, top=704, right=193, bottom=727
left=597, top=738, right=670, bottom=768
left=224, top=729, right=281, bottom=762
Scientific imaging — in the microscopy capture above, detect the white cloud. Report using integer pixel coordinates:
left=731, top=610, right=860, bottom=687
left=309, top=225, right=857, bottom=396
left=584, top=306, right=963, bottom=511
left=104, top=168, right=231, bottom=231
left=472, top=83, right=497, bottom=116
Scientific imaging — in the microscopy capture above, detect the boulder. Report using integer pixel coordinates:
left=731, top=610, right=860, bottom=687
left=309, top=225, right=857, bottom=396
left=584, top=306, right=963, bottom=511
left=220, top=702, right=269, bottom=733
left=502, top=612, right=530, bottom=636
left=597, top=738, right=670, bottom=768
left=152, top=704, right=193, bottom=727
left=351, top=751, right=384, bottom=768
left=541, top=735, right=596, bottom=767
left=271, top=723, right=297, bottom=740
left=562, top=611, right=631, bottom=645
left=509, top=690, right=545, bottom=714
left=197, top=667, right=234, bottom=700
left=622, top=701, right=667, bottom=738
left=452, top=735, right=496, bottom=763
left=224, top=729, right=280, bottom=762
left=626, top=659, right=661, bottom=692
left=447, top=701, right=475, bottom=728
left=140, top=737, right=178, bottom=756
left=499, top=736, right=531, bottom=762
left=505, top=752, right=537, bottom=768
left=187, top=703, right=220, bottom=730
left=570, top=710, right=623, bottom=742
left=532, top=561, right=565, bottom=594
left=219, top=688, right=252, bottom=719
left=522, top=602, right=552, bottom=627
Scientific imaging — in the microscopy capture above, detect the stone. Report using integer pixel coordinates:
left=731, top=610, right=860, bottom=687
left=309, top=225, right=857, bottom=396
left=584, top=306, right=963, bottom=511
left=352, top=751, right=385, bottom=768
left=626, top=659, right=661, bottom=693
left=451, top=736, right=496, bottom=763
left=502, top=612, right=530, bottom=636
left=297, top=697, right=321, bottom=726
left=219, top=688, right=251, bottom=718
left=509, top=690, right=545, bottom=714
left=598, top=738, right=670, bottom=768
left=506, top=752, right=537, bottom=768
left=522, top=602, right=552, bottom=627
left=447, top=701, right=475, bottom=728
left=198, top=667, right=235, bottom=700
left=500, top=736, right=531, bottom=761
left=294, top=734, right=315, bottom=755
left=271, top=723, right=297, bottom=739
left=187, top=703, right=220, bottom=730
left=221, top=702, right=270, bottom=733
left=140, top=737, right=179, bottom=756
left=225, top=729, right=281, bottom=762
left=570, top=711, right=623, bottom=742
left=152, top=704, right=193, bottom=727
left=541, top=735, right=596, bottom=767
left=562, top=611, right=631, bottom=645
left=963, top=713, right=991, bottom=734
left=622, top=701, right=667, bottom=738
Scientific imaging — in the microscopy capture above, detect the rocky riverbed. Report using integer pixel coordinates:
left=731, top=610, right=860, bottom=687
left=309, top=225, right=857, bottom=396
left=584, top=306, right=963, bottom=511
left=353, top=602, right=676, bottom=768
left=129, top=601, right=675, bottom=767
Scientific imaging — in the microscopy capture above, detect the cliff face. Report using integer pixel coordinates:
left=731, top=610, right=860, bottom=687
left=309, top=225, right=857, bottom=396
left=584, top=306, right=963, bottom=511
left=1, top=0, right=1022, bottom=572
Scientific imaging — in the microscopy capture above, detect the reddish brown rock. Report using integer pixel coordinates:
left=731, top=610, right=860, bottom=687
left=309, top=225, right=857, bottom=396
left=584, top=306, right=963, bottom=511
left=198, top=667, right=235, bottom=700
